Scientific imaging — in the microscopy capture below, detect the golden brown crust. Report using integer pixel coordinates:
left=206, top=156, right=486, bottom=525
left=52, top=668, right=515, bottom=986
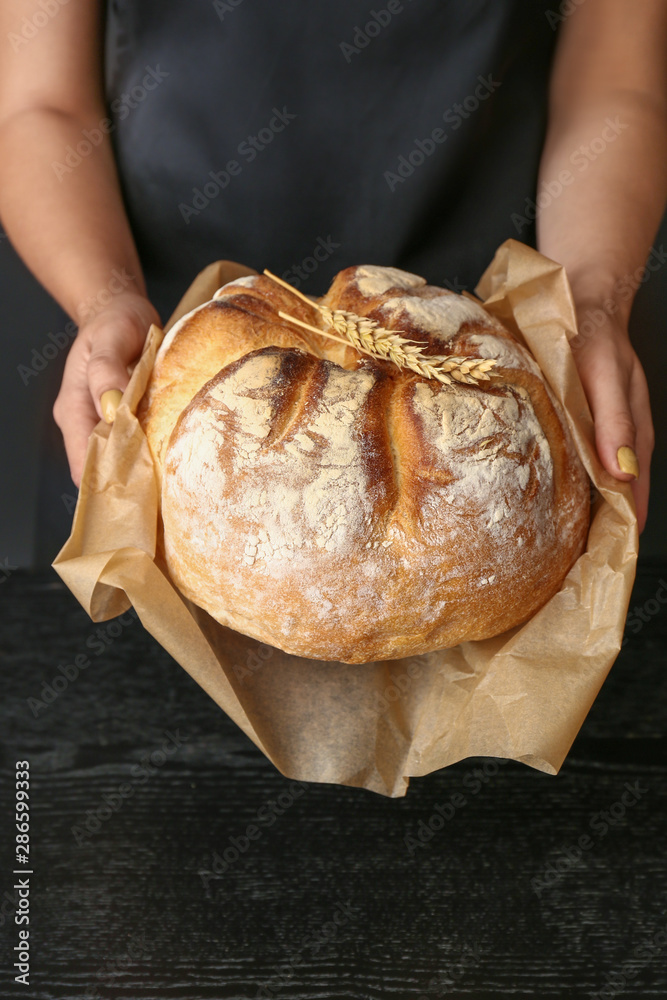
left=137, top=275, right=333, bottom=472
left=139, top=265, right=590, bottom=663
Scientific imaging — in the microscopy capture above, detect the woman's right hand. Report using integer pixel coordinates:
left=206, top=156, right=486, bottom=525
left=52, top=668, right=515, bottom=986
left=53, top=292, right=162, bottom=487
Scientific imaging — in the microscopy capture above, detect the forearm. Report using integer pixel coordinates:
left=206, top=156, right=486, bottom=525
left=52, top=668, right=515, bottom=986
left=534, top=0, right=667, bottom=527
left=0, top=106, right=147, bottom=323
left=537, top=90, right=667, bottom=319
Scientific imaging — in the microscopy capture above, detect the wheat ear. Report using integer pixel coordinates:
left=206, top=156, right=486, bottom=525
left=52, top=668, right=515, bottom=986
left=263, top=269, right=496, bottom=386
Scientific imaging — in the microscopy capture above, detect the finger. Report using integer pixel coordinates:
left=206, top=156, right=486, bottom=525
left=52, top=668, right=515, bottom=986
left=628, top=361, right=654, bottom=533
left=574, top=340, right=637, bottom=482
left=87, top=338, right=138, bottom=422
left=86, top=314, right=149, bottom=422
left=61, top=396, right=99, bottom=488
left=54, top=351, right=101, bottom=488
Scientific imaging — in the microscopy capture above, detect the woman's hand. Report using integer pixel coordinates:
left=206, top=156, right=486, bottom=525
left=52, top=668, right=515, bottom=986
left=535, top=0, right=666, bottom=536
left=570, top=302, right=653, bottom=532
left=53, top=292, right=161, bottom=487
left=0, top=1, right=161, bottom=490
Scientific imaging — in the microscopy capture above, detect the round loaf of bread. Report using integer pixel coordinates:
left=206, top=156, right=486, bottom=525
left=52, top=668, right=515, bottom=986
left=138, top=265, right=590, bottom=663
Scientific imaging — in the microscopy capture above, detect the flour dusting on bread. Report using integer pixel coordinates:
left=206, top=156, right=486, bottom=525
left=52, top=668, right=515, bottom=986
left=146, top=263, right=590, bottom=662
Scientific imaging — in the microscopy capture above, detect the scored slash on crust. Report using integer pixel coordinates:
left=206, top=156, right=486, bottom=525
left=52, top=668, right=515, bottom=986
left=263, top=269, right=497, bottom=386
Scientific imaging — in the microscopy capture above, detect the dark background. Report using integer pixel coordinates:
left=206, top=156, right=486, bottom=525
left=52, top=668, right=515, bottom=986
left=1, top=211, right=666, bottom=569
left=1, top=561, right=666, bottom=998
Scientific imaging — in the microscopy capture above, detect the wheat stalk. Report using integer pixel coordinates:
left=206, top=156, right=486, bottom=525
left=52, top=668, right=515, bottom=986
left=263, top=269, right=496, bottom=386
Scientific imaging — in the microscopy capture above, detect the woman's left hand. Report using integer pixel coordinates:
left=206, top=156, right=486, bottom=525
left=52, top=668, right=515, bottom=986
left=569, top=300, right=654, bottom=532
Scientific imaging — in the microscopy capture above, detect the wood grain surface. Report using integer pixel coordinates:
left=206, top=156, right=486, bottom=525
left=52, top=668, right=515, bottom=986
left=1, top=564, right=666, bottom=999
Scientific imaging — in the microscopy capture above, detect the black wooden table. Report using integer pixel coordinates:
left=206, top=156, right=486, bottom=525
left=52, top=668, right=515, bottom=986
left=1, top=563, right=666, bottom=1000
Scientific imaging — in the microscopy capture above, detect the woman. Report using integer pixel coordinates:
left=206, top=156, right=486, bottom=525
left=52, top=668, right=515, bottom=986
left=0, top=0, right=664, bottom=531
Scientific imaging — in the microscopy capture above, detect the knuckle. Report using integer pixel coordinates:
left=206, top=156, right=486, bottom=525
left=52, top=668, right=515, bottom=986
left=86, top=350, right=119, bottom=382
left=594, top=405, right=636, bottom=444
left=610, top=412, right=636, bottom=438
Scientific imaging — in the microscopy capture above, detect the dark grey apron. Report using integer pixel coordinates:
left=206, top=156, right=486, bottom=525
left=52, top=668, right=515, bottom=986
left=103, top=0, right=560, bottom=319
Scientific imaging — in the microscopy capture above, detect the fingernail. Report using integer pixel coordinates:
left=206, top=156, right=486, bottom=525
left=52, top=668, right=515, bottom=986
left=617, top=445, right=639, bottom=478
left=100, top=389, right=123, bottom=424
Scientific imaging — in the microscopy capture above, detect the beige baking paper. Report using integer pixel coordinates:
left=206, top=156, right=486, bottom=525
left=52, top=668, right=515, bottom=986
left=53, top=239, right=638, bottom=798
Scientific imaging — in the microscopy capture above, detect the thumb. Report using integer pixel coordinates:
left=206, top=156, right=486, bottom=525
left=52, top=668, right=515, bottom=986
left=577, top=340, right=638, bottom=482
left=85, top=298, right=159, bottom=423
